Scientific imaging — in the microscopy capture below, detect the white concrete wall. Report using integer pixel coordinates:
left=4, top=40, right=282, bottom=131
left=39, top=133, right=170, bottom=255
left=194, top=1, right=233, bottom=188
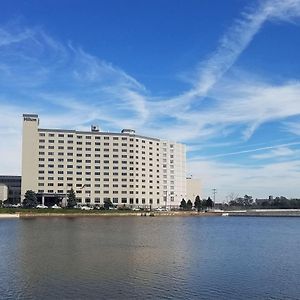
left=21, top=114, right=39, bottom=198
left=186, top=178, right=201, bottom=202
left=0, top=184, right=8, bottom=201
left=161, top=141, right=186, bottom=208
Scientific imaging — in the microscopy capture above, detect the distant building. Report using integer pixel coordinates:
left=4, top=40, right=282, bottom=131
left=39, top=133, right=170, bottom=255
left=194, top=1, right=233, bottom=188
left=186, top=177, right=201, bottom=202
left=0, top=176, right=21, bottom=203
left=0, top=184, right=8, bottom=202
left=21, top=114, right=187, bottom=208
left=255, top=195, right=274, bottom=206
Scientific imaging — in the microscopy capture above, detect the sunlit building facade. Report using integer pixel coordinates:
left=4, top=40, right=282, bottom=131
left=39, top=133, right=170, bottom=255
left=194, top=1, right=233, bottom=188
left=21, top=114, right=187, bottom=208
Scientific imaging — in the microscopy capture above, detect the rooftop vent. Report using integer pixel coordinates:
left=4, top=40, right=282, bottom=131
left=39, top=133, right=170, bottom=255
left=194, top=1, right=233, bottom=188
left=91, top=125, right=99, bottom=132
left=121, top=129, right=135, bottom=135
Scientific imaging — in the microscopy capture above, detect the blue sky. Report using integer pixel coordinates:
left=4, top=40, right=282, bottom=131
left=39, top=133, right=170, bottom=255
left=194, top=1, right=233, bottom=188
left=1, top=0, right=300, bottom=201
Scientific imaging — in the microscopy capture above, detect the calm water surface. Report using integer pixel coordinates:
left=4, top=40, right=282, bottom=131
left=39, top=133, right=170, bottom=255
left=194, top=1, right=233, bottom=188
left=1, top=216, right=300, bottom=299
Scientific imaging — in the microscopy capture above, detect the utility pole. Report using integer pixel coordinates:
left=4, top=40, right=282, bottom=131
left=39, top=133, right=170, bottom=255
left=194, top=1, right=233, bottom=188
left=212, top=188, right=217, bottom=204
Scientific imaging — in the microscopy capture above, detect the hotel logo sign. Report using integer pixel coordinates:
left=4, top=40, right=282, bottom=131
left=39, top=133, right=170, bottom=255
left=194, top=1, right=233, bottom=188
left=24, top=117, right=37, bottom=122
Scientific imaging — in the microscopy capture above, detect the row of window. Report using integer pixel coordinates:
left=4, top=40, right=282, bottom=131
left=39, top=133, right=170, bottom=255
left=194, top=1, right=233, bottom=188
left=38, top=190, right=159, bottom=199
left=38, top=152, right=159, bottom=161
left=40, top=139, right=158, bottom=148
left=77, top=198, right=161, bottom=205
left=38, top=181, right=159, bottom=189
left=38, top=158, right=158, bottom=164
left=39, top=133, right=159, bottom=144
left=38, top=177, right=159, bottom=184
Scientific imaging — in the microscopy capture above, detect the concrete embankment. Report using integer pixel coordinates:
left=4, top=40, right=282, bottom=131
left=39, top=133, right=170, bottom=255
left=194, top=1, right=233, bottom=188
left=0, top=213, right=20, bottom=218
left=224, top=209, right=300, bottom=217
left=0, top=211, right=221, bottom=218
left=2, top=210, right=300, bottom=218
left=18, top=211, right=207, bottom=218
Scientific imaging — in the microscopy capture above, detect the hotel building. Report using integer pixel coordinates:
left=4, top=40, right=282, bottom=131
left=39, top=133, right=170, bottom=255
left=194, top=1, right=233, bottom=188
left=21, top=114, right=187, bottom=208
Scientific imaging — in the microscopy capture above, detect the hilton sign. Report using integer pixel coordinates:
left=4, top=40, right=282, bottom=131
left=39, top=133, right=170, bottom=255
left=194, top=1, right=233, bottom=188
left=24, top=117, right=37, bottom=122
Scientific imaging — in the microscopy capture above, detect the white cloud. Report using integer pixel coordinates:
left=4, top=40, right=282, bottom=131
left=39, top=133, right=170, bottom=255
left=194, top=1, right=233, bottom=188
left=189, top=142, right=300, bottom=159
left=284, top=121, right=300, bottom=136
left=251, top=147, right=296, bottom=159
left=188, top=158, right=300, bottom=201
left=161, top=0, right=300, bottom=106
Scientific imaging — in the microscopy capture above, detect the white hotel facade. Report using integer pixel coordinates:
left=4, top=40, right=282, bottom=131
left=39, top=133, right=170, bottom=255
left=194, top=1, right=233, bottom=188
left=21, top=114, right=188, bottom=208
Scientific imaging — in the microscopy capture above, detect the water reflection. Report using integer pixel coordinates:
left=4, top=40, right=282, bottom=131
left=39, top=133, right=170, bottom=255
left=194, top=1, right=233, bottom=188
left=1, top=217, right=300, bottom=299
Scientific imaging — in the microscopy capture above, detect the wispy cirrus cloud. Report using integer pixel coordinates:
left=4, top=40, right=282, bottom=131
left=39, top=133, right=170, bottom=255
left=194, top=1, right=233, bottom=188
left=162, top=0, right=300, bottom=104
left=189, top=141, right=300, bottom=159
left=251, top=147, right=296, bottom=159
left=187, top=158, right=300, bottom=200
left=284, top=121, right=300, bottom=136
left=146, top=0, right=300, bottom=142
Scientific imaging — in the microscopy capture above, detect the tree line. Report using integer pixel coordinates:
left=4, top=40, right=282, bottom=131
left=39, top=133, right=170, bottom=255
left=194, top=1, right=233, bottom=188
left=227, top=195, right=300, bottom=209
left=180, top=195, right=213, bottom=211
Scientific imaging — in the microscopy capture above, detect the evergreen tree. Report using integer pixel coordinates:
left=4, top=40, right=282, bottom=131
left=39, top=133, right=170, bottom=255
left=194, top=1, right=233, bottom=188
left=187, top=199, right=193, bottom=210
left=23, top=190, right=38, bottom=208
left=67, top=188, right=77, bottom=208
left=194, top=195, right=202, bottom=211
left=104, top=198, right=113, bottom=209
left=180, top=198, right=187, bottom=210
left=206, top=197, right=214, bottom=208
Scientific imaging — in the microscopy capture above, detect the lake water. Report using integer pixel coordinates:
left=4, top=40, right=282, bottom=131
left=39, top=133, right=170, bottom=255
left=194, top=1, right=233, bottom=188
left=1, top=216, right=300, bottom=299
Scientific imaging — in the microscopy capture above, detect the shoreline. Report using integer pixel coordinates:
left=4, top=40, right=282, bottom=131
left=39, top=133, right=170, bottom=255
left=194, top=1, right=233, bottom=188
left=2, top=209, right=300, bottom=218
left=0, top=210, right=217, bottom=218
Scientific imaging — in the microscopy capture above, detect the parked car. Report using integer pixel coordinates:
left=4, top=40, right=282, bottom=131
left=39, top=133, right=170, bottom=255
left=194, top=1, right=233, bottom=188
left=132, top=207, right=141, bottom=211
left=51, top=204, right=62, bottom=209
left=155, top=207, right=167, bottom=211
left=36, top=204, right=48, bottom=209
left=109, top=206, right=117, bottom=210
left=81, top=206, right=93, bottom=210
left=11, top=204, right=21, bottom=208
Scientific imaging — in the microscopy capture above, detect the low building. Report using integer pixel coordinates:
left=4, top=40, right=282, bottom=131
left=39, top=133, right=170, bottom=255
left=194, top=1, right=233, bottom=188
left=255, top=196, right=274, bottom=206
left=0, top=184, right=8, bottom=202
left=186, top=177, right=201, bottom=202
left=0, top=176, right=21, bottom=203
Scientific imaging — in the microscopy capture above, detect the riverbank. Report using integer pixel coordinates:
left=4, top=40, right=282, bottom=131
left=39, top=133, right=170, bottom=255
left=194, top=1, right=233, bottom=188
left=2, top=208, right=300, bottom=218
left=224, top=209, right=300, bottom=217
left=0, top=208, right=213, bottom=218
left=0, top=213, right=20, bottom=218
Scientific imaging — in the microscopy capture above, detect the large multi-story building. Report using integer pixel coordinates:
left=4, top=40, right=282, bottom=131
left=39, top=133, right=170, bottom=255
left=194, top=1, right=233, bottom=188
left=21, top=114, right=187, bottom=208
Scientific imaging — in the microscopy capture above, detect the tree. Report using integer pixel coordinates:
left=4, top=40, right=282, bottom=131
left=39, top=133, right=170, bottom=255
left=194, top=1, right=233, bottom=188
left=67, top=188, right=77, bottom=208
left=227, top=192, right=239, bottom=204
left=194, top=195, right=202, bottom=211
left=243, top=195, right=253, bottom=206
left=23, top=190, right=38, bottom=208
left=104, top=198, right=113, bottom=210
left=180, top=199, right=187, bottom=210
left=186, top=199, right=193, bottom=210
left=206, top=197, right=214, bottom=209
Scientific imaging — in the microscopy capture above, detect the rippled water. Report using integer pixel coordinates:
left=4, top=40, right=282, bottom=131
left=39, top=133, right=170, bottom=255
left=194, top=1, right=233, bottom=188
left=1, top=216, right=300, bottom=299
